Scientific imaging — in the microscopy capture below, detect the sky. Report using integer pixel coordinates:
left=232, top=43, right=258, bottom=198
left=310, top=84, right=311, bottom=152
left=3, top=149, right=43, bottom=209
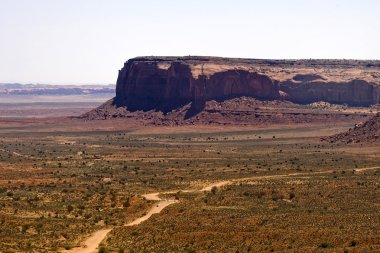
left=0, top=0, right=379, bottom=84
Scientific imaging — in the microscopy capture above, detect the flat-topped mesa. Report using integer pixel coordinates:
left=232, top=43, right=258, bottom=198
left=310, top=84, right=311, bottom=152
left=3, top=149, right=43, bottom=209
left=115, top=56, right=380, bottom=110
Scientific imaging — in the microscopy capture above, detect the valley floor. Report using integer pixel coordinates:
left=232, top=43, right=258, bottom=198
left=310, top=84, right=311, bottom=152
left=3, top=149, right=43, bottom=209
left=0, top=117, right=379, bottom=252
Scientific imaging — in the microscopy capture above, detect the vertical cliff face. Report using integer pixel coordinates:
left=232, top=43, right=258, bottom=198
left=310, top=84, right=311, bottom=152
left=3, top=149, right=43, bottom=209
left=114, top=57, right=380, bottom=111
left=115, top=58, right=280, bottom=112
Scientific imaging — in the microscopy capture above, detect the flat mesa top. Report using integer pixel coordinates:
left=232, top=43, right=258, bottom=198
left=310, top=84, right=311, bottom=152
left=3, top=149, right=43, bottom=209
left=126, top=56, right=380, bottom=83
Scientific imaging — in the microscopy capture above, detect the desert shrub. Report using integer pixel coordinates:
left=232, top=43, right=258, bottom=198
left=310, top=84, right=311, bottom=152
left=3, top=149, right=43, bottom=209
left=319, top=242, right=332, bottom=248
left=243, top=191, right=250, bottom=197
left=271, top=192, right=284, bottom=201
left=21, top=224, right=30, bottom=233
left=255, top=191, right=266, bottom=199
left=67, top=205, right=74, bottom=212
left=84, top=213, right=92, bottom=219
left=64, top=244, right=73, bottom=250
left=98, top=246, right=109, bottom=253
left=122, top=198, right=130, bottom=208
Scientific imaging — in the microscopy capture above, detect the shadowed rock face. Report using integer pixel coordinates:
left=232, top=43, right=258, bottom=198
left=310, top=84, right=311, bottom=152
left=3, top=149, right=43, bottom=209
left=115, top=57, right=380, bottom=111
left=115, top=60, right=279, bottom=113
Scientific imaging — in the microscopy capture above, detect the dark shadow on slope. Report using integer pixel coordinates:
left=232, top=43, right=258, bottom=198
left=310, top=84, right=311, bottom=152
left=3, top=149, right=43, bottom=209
left=184, top=100, right=206, bottom=120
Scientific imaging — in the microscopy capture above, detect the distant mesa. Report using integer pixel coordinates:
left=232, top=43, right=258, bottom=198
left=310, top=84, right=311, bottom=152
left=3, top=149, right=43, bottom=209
left=82, top=56, right=380, bottom=122
left=0, top=83, right=115, bottom=96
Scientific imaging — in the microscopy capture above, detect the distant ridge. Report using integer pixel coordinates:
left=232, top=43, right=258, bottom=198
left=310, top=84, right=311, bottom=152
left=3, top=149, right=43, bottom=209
left=0, top=83, right=115, bottom=96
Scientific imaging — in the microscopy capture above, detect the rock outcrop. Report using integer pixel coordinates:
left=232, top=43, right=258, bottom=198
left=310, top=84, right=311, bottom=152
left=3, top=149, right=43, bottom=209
left=114, top=57, right=380, bottom=111
left=326, top=113, right=380, bottom=143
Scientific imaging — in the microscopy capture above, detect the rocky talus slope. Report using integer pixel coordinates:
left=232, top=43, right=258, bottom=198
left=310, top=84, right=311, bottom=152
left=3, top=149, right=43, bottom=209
left=326, top=113, right=380, bottom=143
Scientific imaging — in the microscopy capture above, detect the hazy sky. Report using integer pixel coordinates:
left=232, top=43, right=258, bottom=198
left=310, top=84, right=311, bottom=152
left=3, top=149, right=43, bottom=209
left=0, top=0, right=379, bottom=84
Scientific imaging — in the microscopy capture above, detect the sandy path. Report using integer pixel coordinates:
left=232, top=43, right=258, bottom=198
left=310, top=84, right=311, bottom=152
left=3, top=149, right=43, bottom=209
left=125, top=199, right=178, bottom=226
left=63, top=166, right=380, bottom=253
left=354, top=166, right=380, bottom=172
left=125, top=192, right=178, bottom=226
left=65, top=229, right=112, bottom=253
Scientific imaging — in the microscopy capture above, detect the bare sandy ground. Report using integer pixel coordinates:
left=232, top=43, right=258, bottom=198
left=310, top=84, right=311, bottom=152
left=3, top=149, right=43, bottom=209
left=64, top=166, right=380, bottom=253
left=65, top=229, right=112, bottom=253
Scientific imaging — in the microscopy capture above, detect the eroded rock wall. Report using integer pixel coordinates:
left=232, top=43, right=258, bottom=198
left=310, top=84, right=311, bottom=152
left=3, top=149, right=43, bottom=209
left=280, top=79, right=380, bottom=106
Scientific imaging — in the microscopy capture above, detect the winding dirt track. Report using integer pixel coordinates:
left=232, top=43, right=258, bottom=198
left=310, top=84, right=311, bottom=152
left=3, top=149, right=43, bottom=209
left=64, top=166, right=380, bottom=253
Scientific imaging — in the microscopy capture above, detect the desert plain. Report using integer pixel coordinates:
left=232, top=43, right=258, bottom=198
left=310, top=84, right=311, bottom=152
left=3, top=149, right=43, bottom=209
left=0, top=102, right=379, bottom=253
